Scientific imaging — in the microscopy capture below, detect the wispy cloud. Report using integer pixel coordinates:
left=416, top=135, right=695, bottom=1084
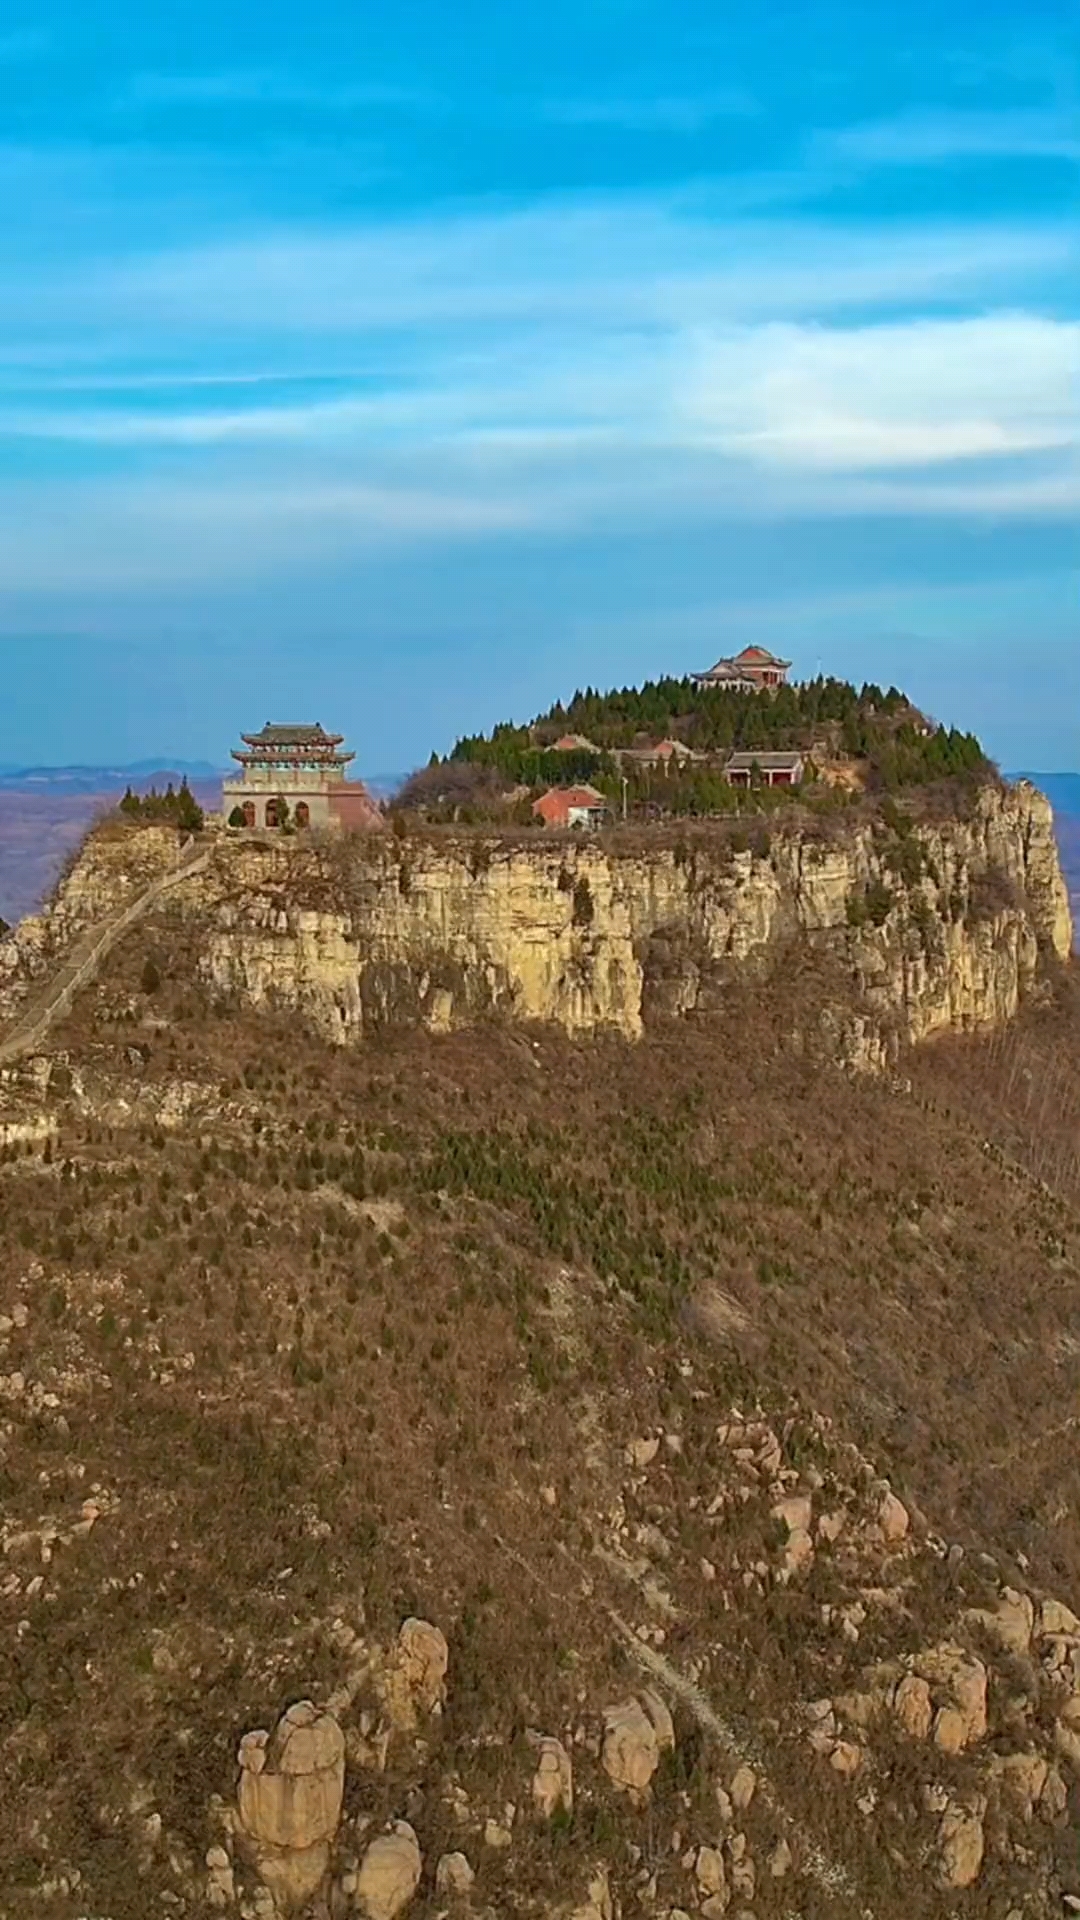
left=823, top=107, right=1080, bottom=168
left=84, top=202, right=1072, bottom=340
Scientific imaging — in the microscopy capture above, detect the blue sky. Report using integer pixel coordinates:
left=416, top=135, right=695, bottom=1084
left=0, top=0, right=1077, bottom=774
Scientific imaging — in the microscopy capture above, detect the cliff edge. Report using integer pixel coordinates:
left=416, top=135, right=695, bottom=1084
left=0, top=779, right=1071, bottom=1066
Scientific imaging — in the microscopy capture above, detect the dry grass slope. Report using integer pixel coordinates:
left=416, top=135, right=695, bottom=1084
left=0, top=910, right=1079, bottom=1917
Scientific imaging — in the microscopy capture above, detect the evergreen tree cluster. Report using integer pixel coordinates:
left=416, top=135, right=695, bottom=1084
left=118, top=780, right=204, bottom=830
left=442, top=674, right=990, bottom=807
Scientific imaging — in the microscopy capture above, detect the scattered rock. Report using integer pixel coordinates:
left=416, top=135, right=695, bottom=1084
left=483, top=1817, right=513, bottom=1850
left=966, top=1588, right=1034, bottom=1657
left=729, top=1765, right=756, bottom=1813
left=381, top=1618, right=448, bottom=1731
left=991, top=1751, right=1048, bottom=1821
left=892, top=1674, right=932, bottom=1740
left=640, top=1687, right=675, bottom=1754
left=570, top=1868, right=614, bottom=1920
left=768, top=1836, right=792, bottom=1879
left=206, top=1843, right=235, bottom=1911
left=829, top=1741, right=862, bottom=1777
left=236, top=1701, right=345, bottom=1911
left=714, top=1786, right=734, bottom=1826
left=531, top=1736, right=573, bottom=1819
left=915, top=1643, right=987, bottom=1751
left=356, top=1822, right=422, bottom=1920
left=626, top=1436, right=660, bottom=1469
left=434, top=1852, right=475, bottom=1898
left=772, top=1493, right=812, bottom=1535
left=1040, top=1598, right=1080, bottom=1639
left=878, top=1489, right=909, bottom=1544
left=729, top=1850, right=755, bottom=1902
left=602, top=1699, right=660, bottom=1802
left=694, top=1846, right=726, bottom=1903
left=937, top=1803, right=985, bottom=1890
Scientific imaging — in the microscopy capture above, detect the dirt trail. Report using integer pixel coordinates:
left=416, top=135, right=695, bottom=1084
left=0, top=841, right=211, bottom=1066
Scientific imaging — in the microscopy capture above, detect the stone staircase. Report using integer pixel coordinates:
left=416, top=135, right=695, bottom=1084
left=0, top=840, right=211, bottom=1067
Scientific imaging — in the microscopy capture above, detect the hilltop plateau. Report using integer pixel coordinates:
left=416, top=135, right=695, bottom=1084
left=0, top=719, right=1078, bottom=1920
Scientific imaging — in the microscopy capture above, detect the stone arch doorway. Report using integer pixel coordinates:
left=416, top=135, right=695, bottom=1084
left=242, top=800, right=256, bottom=828
left=264, top=798, right=279, bottom=828
left=295, top=801, right=310, bottom=828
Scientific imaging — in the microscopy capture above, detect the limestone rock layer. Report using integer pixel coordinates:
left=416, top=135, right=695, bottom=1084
left=0, top=782, right=1071, bottom=1063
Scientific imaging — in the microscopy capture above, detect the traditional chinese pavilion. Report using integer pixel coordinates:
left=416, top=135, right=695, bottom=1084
left=222, top=723, right=383, bottom=831
left=693, top=646, right=791, bottom=692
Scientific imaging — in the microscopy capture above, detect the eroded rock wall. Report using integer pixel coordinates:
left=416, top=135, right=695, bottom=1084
left=0, top=783, right=1071, bottom=1061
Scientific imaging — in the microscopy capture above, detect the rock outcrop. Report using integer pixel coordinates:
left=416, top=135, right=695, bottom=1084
left=1, top=781, right=1070, bottom=1064
left=235, top=1701, right=345, bottom=1910
left=530, top=1735, right=574, bottom=1819
left=356, top=1822, right=422, bottom=1920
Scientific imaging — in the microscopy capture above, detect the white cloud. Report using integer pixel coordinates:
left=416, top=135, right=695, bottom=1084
left=93, top=203, right=1071, bottom=338
left=0, top=173, right=1075, bottom=591
left=679, top=314, right=1080, bottom=471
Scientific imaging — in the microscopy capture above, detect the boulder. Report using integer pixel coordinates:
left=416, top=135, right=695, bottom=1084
left=892, top=1674, right=932, bottom=1740
left=531, top=1737, right=573, bottom=1819
left=570, top=1869, right=613, bottom=1920
left=694, top=1846, right=726, bottom=1902
left=602, top=1699, right=660, bottom=1801
left=773, top=1494, right=812, bottom=1535
left=769, top=1837, right=793, bottom=1879
left=915, top=1643, right=987, bottom=1749
left=729, top=1765, right=756, bottom=1813
left=640, top=1687, right=675, bottom=1754
left=878, top=1490, right=910, bottom=1544
left=381, top=1619, right=448, bottom=1732
left=937, top=1804, right=985, bottom=1890
left=236, top=1702, right=345, bottom=1911
left=829, top=1741, right=862, bottom=1777
left=356, top=1822, right=422, bottom=1920
left=991, top=1751, right=1048, bottom=1821
left=1040, top=1599, right=1080, bottom=1639
left=434, top=1852, right=475, bottom=1898
left=966, top=1588, right=1034, bottom=1657
left=782, top=1528, right=814, bottom=1576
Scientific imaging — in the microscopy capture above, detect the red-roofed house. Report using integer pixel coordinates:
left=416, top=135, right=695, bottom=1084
left=532, top=785, right=608, bottom=830
left=552, top=733, right=600, bottom=753
left=620, top=738, right=701, bottom=772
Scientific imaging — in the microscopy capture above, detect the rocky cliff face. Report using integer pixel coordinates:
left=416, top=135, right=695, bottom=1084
left=0, top=784, right=1071, bottom=1062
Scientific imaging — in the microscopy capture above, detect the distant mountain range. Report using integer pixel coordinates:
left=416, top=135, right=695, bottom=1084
left=0, top=762, right=405, bottom=798
left=0, top=760, right=224, bottom=794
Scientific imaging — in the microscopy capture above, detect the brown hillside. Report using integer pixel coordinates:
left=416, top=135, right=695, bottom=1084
left=1, top=898, right=1080, bottom=1917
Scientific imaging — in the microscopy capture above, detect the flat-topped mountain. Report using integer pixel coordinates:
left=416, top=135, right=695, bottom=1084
left=0, top=699, right=1078, bottom=1919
